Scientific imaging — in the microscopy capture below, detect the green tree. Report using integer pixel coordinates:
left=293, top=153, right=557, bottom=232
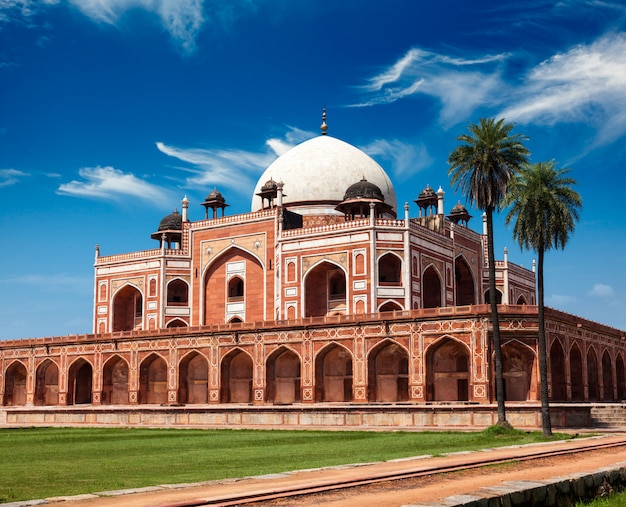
left=448, top=117, right=529, bottom=426
left=502, top=160, right=582, bottom=436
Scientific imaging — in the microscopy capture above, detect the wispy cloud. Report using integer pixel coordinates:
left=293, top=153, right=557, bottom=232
left=57, top=165, right=169, bottom=202
left=588, top=283, right=616, bottom=297
left=157, top=127, right=315, bottom=194
left=546, top=293, right=577, bottom=307
left=350, top=47, right=507, bottom=127
left=501, top=32, right=626, bottom=145
left=0, top=168, right=28, bottom=187
left=361, top=139, right=432, bottom=179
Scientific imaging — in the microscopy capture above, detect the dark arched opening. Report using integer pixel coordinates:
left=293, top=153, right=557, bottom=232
left=426, top=338, right=469, bottom=402
left=315, top=345, right=353, bottom=402
left=368, top=342, right=408, bottom=402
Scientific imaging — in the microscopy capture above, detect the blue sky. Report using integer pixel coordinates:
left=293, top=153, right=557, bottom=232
left=1, top=0, right=625, bottom=339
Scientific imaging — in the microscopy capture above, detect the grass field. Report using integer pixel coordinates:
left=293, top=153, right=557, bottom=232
left=0, top=426, right=574, bottom=503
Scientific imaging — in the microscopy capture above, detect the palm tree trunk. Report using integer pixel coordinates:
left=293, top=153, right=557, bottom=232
left=486, top=209, right=507, bottom=425
left=537, top=247, right=552, bottom=436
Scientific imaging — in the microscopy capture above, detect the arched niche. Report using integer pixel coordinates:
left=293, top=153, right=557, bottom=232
left=570, top=343, right=584, bottom=401
left=378, top=253, right=401, bottom=286
left=139, top=354, right=168, bottom=404
left=67, top=358, right=92, bottom=405
left=587, top=347, right=599, bottom=401
left=454, top=256, right=475, bottom=306
left=3, top=361, right=27, bottom=406
left=34, top=359, right=59, bottom=406
left=367, top=341, right=408, bottom=402
left=426, top=338, right=469, bottom=402
left=112, top=284, right=143, bottom=332
left=167, top=279, right=189, bottom=306
left=102, top=356, right=129, bottom=405
left=602, top=350, right=614, bottom=402
left=315, top=344, right=353, bottom=402
left=221, top=349, right=253, bottom=403
left=266, top=348, right=301, bottom=404
left=304, top=261, right=346, bottom=317
left=422, top=266, right=442, bottom=309
left=502, top=341, right=535, bottom=401
left=549, top=340, right=566, bottom=401
left=179, top=352, right=208, bottom=404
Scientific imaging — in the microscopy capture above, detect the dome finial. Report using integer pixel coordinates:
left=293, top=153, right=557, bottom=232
left=321, top=106, right=328, bottom=135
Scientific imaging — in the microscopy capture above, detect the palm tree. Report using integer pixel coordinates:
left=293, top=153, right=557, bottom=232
left=448, top=117, right=529, bottom=427
left=502, top=161, right=582, bottom=436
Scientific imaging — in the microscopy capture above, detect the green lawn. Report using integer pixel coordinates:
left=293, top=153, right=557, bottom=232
left=0, top=426, right=573, bottom=503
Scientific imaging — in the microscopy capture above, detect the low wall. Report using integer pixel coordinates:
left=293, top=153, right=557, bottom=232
left=0, top=403, right=593, bottom=431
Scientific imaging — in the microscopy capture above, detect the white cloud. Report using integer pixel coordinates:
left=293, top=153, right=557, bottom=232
left=501, top=32, right=626, bottom=144
left=0, top=0, right=59, bottom=24
left=546, top=293, right=577, bottom=307
left=0, top=168, right=28, bottom=187
left=588, top=283, right=616, bottom=297
left=361, top=139, right=432, bottom=179
left=57, top=165, right=169, bottom=201
left=351, top=47, right=507, bottom=127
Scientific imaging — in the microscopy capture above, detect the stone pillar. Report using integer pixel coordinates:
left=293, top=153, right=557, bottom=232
left=58, top=348, right=68, bottom=406
left=353, top=331, right=368, bottom=402
left=167, top=340, right=178, bottom=404
left=128, top=346, right=139, bottom=404
left=253, top=337, right=265, bottom=405
left=209, top=338, right=220, bottom=403
left=301, top=332, right=313, bottom=403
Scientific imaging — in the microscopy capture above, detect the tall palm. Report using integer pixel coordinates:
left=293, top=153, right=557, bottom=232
left=503, top=161, right=582, bottom=436
left=448, top=117, right=529, bottom=426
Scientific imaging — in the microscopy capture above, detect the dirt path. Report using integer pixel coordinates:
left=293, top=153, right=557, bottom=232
left=44, top=434, right=626, bottom=507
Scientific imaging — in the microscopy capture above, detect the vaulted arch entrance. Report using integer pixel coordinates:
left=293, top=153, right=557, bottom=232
left=3, top=361, right=27, bottom=406
left=67, top=359, right=92, bottom=405
left=368, top=342, right=408, bottom=402
left=179, top=352, right=208, bottom=404
left=139, top=354, right=168, bottom=404
left=112, top=285, right=142, bottom=332
left=426, top=338, right=469, bottom=402
left=315, top=345, right=353, bottom=402
left=502, top=341, right=535, bottom=401
left=422, top=266, right=442, bottom=308
left=102, top=356, right=129, bottom=405
left=602, top=351, right=614, bottom=401
left=34, top=359, right=59, bottom=406
left=221, top=349, right=253, bottom=403
left=266, top=348, right=301, bottom=404
left=304, top=262, right=346, bottom=317
left=570, top=344, right=584, bottom=401
left=587, top=348, right=599, bottom=401
left=549, top=340, right=566, bottom=401
left=455, top=256, right=475, bottom=306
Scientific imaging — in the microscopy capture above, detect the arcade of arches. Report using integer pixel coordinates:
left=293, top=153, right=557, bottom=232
left=3, top=308, right=625, bottom=408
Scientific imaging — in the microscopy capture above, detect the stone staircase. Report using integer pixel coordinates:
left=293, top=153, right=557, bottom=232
left=590, top=404, right=626, bottom=429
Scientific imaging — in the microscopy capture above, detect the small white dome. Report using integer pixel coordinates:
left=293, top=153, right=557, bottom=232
left=251, top=135, right=397, bottom=216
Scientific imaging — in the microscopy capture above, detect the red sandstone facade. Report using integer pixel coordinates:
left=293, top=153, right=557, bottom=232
left=1, top=131, right=625, bottom=414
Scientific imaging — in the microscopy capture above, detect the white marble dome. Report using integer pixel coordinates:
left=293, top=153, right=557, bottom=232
left=251, top=135, right=397, bottom=217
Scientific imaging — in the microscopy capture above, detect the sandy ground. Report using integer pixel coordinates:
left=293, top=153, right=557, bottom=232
left=43, top=434, right=626, bottom=507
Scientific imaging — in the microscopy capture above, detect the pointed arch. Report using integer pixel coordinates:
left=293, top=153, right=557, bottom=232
left=167, top=278, right=189, bottom=306
left=67, top=358, right=92, bottom=405
left=483, top=288, right=502, bottom=304
left=425, top=337, right=470, bottom=402
left=602, top=350, right=614, bottom=401
left=139, top=353, right=168, bottom=404
left=112, top=284, right=143, bottom=332
left=454, top=255, right=475, bottom=306
left=570, top=343, right=584, bottom=401
left=167, top=318, right=188, bottom=328
left=102, top=355, right=129, bottom=405
left=367, top=340, right=408, bottom=402
left=3, top=361, right=27, bottom=406
left=378, top=300, right=403, bottom=312
left=422, top=265, right=442, bottom=309
left=34, top=359, right=59, bottom=406
left=179, top=351, right=208, bottom=404
left=221, top=348, right=253, bottom=403
left=203, top=246, right=264, bottom=325
left=304, top=260, right=347, bottom=317
left=314, top=343, right=353, bottom=402
left=378, top=252, right=402, bottom=286
left=587, top=346, right=599, bottom=401
left=516, top=295, right=528, bottom=305
left=266, top=347, right=301, bottom=404
left=617, top=353, right=625, bottom=401
left=502, top=340, right=536, bottom=401
left=549, top=339, right=566, bottom=401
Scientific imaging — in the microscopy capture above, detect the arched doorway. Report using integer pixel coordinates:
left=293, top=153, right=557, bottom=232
left=315, top=345, right=353, bottom=402
left=67, top=359, right=92, bottom=405
left=378, top=253, right=401, bottom=286
left=3, top=361, right=27, bottom=406
left=112, top=285, right=143, bottom=331
left=617, top=354, right=626, bottom=401
left=502, top=341, right=535, bottom=401
left=34, top=359, right=59, bottom=406
left=179, top=352, right=208, bottom=404
left=587, top=347, right=599, bottom=401
left=484, top=289, right=503, bottom=304
left=455, top=256, right=475, bottom=306
left=266, top=348, right=301, bottom=404
left=570, top=344, right=584, bottom=401
left=602, top=351, right=614, bottom=401
left=379, top=301, right=402, bottom=313
left=102, top=356, right=129, bottom=405
left=167, top=279, right=189, bottom=306
left=549, top=340, right=566, bottom=401
left=368, top=342, right=408, bottom=402
left=422, top=266, right=442, bottom=308
left=221, top=349, right=253, bottom=403
left=426, top=338, right=469, bottom=402
left=304, top=262, right=346, bottom=317
left=139, top=354, right=168, bottom=404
